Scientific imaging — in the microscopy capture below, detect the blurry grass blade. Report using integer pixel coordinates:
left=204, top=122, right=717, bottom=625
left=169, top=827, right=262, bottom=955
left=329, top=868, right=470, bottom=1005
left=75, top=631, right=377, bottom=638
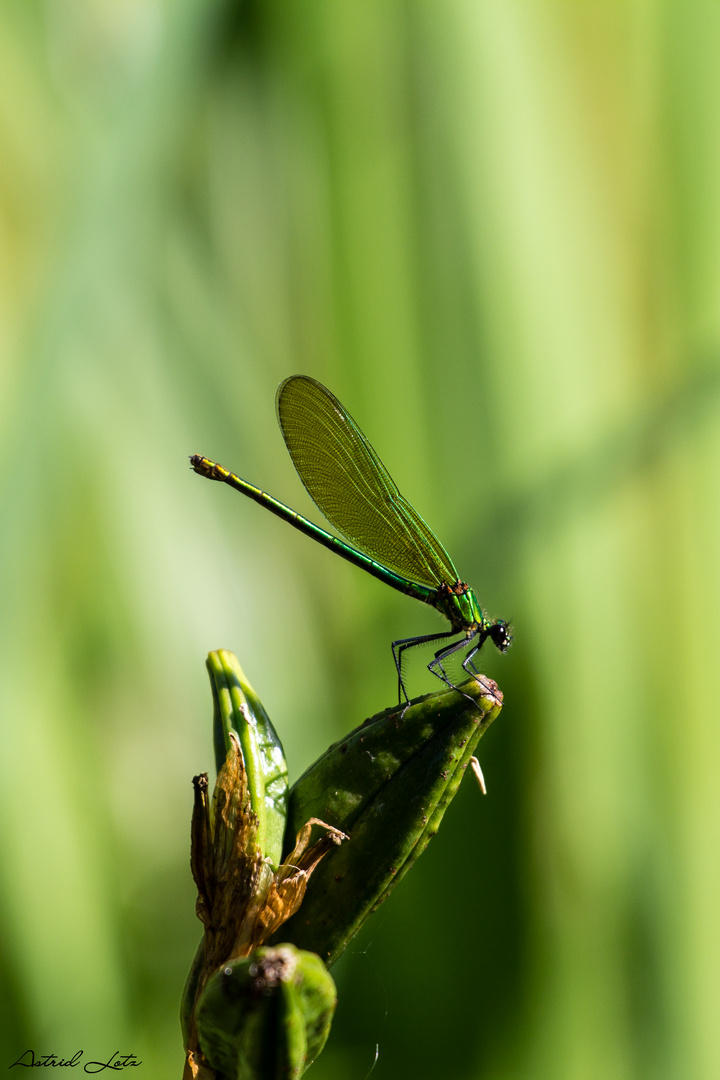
left=207, top=649, right=288, bottom=867
left=274, top=677, right=503, bottom=965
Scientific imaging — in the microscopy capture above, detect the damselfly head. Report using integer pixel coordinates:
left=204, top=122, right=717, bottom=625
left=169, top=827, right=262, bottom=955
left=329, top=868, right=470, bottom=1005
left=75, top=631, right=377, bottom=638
left=488, top=620, right=512, bottom=652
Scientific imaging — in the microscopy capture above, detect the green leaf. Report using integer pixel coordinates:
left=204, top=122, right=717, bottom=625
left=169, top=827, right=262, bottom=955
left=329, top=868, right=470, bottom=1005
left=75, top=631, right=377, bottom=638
left=275, top=677, right=503, bottom=965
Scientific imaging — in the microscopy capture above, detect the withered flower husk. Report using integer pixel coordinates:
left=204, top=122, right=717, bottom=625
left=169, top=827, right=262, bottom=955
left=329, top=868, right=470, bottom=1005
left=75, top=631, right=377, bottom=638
left=183, top=733, right=345, bottom=1078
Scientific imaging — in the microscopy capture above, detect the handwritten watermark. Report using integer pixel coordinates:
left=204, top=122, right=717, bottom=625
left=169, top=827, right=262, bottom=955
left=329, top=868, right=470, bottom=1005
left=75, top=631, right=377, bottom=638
left=10, top=1050, right=141, bottom=1071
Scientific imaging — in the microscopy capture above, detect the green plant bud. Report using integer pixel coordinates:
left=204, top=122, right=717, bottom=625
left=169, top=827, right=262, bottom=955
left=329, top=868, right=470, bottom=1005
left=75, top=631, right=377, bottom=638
left=183, top=720, right=345, bottom=1073
left=207, top=650, right=288, bottom=868
left=195, top=945, right=336, bottom=1080
left=183, top=652, right=293, bottom=1054
left=275, top=676, right=503, bottom=965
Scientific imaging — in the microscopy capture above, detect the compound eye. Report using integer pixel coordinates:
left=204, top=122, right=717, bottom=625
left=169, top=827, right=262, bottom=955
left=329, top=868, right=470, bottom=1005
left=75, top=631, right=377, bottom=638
left=489, top=620, right=512, bottom=652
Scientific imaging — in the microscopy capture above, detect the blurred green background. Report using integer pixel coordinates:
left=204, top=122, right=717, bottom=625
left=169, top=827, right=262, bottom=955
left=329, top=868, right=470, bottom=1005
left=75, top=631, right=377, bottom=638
left=2, top=1, right=719, bottom=1077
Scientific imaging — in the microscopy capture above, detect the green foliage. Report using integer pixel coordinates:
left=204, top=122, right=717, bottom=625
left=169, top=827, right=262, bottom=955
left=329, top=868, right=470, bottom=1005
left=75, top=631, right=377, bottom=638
left=276, top=678, right=501, bottom=965
left=1, top=4, right=719, bottom=1078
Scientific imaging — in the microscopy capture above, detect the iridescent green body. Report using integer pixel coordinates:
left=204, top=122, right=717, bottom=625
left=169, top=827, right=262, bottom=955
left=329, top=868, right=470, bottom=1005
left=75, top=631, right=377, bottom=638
left=191, top=376, right=510, bottom=698
left=191, top=455, right=482, bottom=627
